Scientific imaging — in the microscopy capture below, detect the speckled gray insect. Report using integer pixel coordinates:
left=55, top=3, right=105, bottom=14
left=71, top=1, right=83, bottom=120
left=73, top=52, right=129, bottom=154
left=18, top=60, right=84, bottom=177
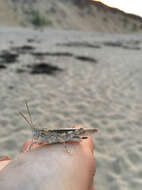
left=20, top=103, right=98, bottom=152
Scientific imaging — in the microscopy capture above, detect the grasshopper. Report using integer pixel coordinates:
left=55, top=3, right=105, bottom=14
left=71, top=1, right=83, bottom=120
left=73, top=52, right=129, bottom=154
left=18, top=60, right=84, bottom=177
left=20, top=103, right=98, bottom=152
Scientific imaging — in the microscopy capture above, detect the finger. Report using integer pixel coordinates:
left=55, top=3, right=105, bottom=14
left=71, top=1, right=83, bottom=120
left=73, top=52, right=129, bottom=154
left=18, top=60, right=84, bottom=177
left=81, top=136, right=94, bottom=153
left=0, top=156, right=10, bottom=161
left=90, top=186, right=96, bottom=190
left=72, top=127, right=96, bottom=178
left=73, top=125, right=95, bottom=153
left=0, top=156, right=11, bottom=171
left=0, top=160, right=11, bottom=171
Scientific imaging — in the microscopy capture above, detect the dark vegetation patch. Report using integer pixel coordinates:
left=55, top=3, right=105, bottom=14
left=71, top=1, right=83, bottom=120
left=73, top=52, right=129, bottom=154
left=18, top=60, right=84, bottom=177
left=75, top=55, right=97, bottom=63
left=31, top=52, right=46, bottom=57
left=103, top=41, right=122, bottom=47
left=0, top=64, right=6, bottom=69
left=8, top=86, right=14, bottom=90
left=32, top=51, right=97, bottom=64
left=0, top=42, right=98, bottom=74
left=9, top=41, right=14, bottom=44
left=57, top=42, right=101, bottom=49
left=45, top=52, right=73, bottom=57
left=11, top=45, right=35, bottom=54
left=29, top=63, right=63, bottom=75
left=27, top=38, right=35, bottom=43
left=103, top=41, right=140, bottom=50
left=130, top=40, right=140, bottom=45
left=0, top=50, right=19, bottom=63
left=30, top=10, right=48, bottom=27
left=16, top=68, right=27, bottom=74
left=122, top=45, right=141, bottom=50
left=32, top=51, right=73, bottom=57
left=17, top=45, right=34, bottom=51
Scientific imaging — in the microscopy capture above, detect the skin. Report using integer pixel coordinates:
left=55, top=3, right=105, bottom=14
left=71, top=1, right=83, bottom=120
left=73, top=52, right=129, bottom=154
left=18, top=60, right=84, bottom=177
left=0, top=127, right=96, bottom=190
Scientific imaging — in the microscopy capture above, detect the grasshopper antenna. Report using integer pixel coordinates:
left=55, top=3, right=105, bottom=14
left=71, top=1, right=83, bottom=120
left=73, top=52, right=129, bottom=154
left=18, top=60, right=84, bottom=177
left=19, top=102, right=37, bottom=152
left=19, top=111, right=33, bottom=129
left=25, top=101, right=34, bottom=128
left=19, top=102, right=34, bottom=129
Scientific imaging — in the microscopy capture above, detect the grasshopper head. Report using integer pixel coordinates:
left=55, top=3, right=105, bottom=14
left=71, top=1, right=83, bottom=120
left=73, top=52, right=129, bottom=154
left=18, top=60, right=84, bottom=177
left=32, top=128, right=40, bottom=139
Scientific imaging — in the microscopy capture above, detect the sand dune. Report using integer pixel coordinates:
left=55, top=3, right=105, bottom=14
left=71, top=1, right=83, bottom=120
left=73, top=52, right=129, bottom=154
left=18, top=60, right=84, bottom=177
left=0, top=0, right=142, bottom=32
left=0, top=28, right=142, bottom=190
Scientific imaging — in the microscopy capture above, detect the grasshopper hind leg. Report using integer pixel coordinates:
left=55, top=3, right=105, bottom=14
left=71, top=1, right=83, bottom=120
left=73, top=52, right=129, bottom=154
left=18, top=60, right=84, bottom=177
left=63, top=136, right=82, bottom=154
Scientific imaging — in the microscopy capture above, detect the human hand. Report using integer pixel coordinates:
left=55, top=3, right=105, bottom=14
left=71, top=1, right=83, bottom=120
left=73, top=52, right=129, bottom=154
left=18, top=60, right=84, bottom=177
left=0, top=128, right=96, bottom=190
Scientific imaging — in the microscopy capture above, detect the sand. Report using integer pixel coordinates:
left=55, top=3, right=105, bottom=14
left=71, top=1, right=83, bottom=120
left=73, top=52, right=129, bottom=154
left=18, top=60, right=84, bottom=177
left=0, top=27, right=142, bottom=190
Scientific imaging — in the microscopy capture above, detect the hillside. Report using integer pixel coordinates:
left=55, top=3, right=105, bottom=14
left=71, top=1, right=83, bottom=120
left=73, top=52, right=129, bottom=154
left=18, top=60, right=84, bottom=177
left=0, top=0, right=142, bottom=32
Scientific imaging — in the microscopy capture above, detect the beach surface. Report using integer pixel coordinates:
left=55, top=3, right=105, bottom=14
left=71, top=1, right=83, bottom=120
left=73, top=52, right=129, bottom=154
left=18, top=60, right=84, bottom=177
left=0, top=27, right=142, bottom=190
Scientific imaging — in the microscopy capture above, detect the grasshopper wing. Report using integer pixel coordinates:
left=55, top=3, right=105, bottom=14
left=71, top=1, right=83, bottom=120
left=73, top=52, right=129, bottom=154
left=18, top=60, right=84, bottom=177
left=82, top=128, right=98, bottom=136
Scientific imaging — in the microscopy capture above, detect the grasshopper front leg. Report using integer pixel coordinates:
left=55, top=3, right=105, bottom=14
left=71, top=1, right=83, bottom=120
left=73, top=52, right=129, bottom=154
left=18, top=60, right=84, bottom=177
left=26, top=137, right=39, bottom=152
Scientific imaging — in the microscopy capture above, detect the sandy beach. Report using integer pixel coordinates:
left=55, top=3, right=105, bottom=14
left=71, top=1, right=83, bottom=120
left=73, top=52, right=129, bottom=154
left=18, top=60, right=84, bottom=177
left=0, top=27, right=142, bottom=190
